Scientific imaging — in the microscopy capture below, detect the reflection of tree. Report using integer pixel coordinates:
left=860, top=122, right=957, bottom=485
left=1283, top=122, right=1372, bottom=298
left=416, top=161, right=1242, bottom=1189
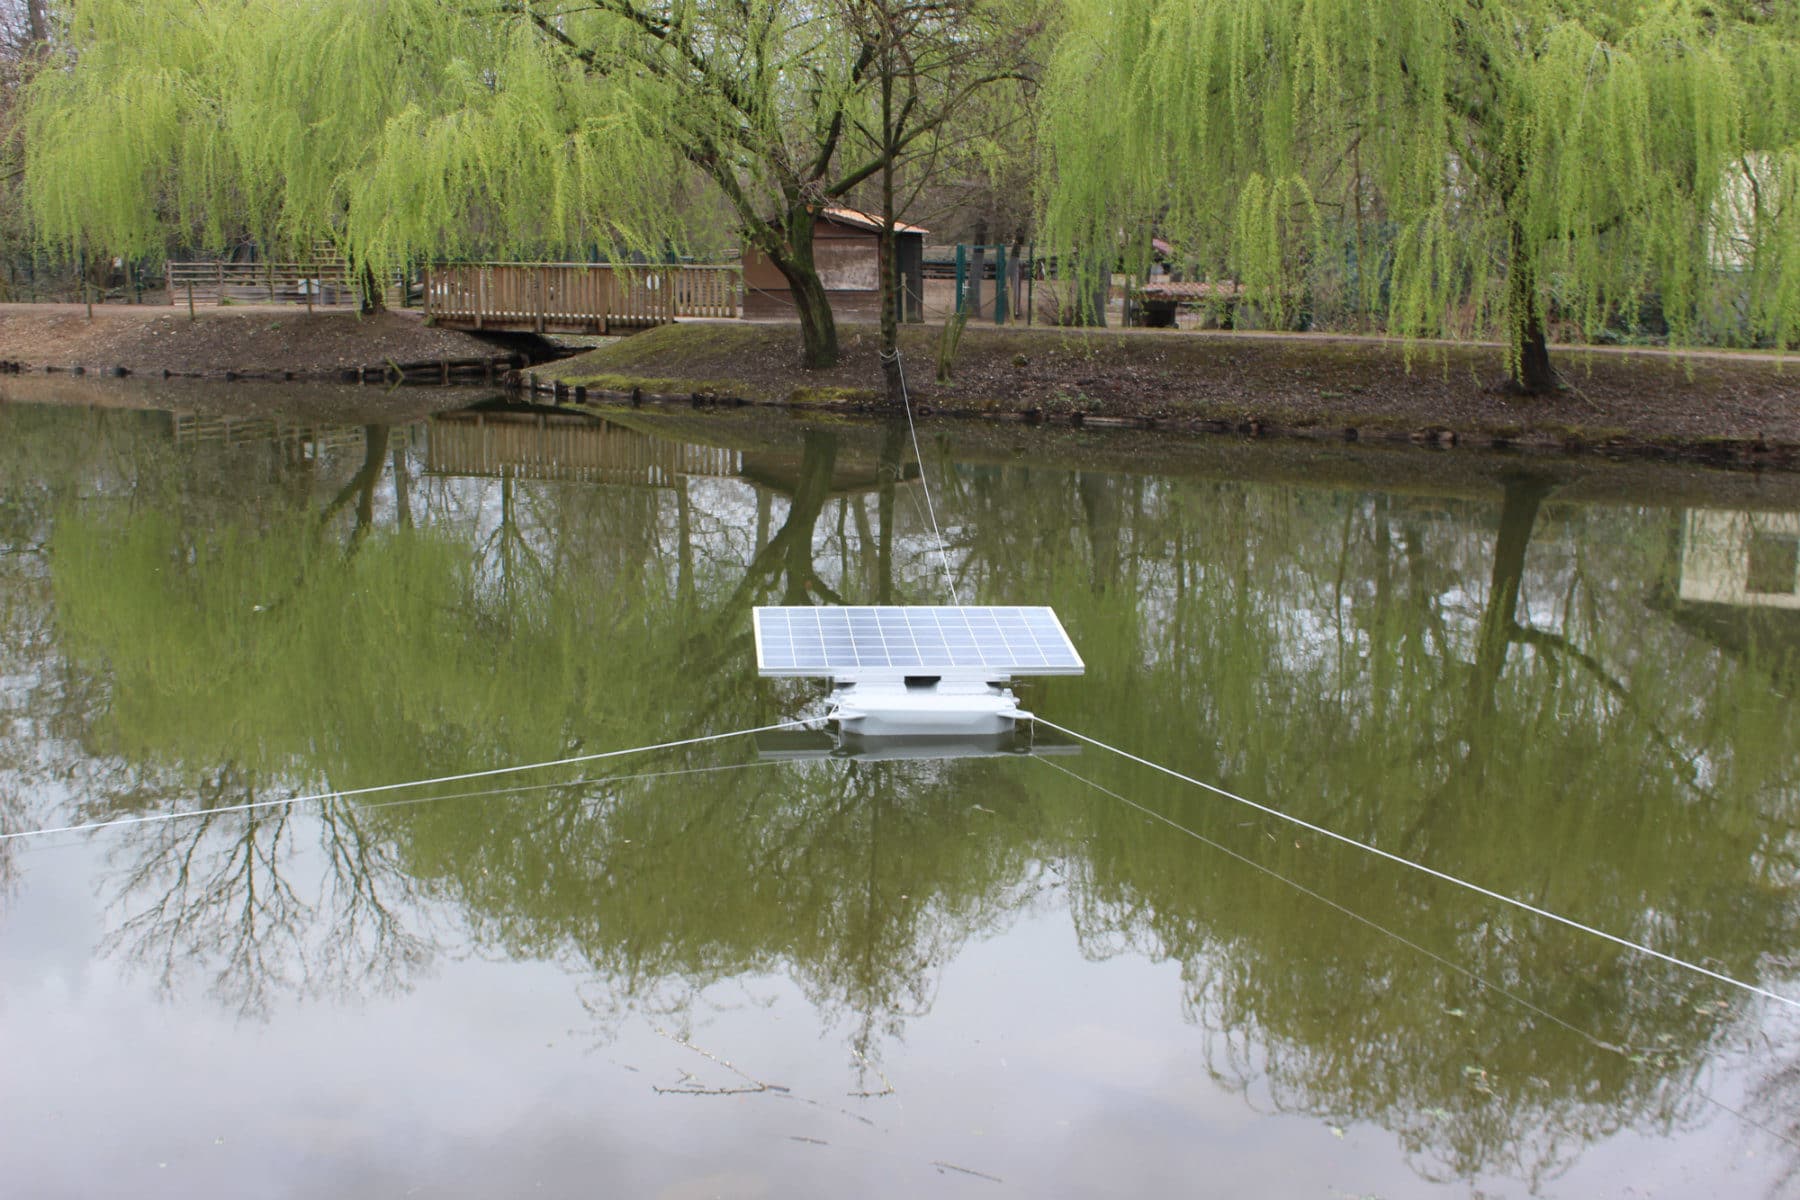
left=726, top=430, right=841, bottom=607
left=393, top=749, right=1050, bottom=1076
left=1468, top=473, right=1552, bottom=722
left=318, top=424, right=390, bottom=546
left=14, top=401, right=1800, bottom=1190
left=100, top=770, right=438, bottom=1018
left=957, top=463, right=1800, bottom=1183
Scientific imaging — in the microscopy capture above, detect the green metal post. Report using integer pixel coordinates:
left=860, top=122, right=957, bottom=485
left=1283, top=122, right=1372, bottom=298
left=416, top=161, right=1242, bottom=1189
left=994, top=245, right=1008, bottom=325
left=954, top=245, right=967, bottom=314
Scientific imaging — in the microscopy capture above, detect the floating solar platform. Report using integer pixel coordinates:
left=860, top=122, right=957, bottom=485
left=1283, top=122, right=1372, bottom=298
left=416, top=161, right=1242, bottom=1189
left=753, top=605, right=1084, bottom=681
left=754, top=605, right=1084, bottom=736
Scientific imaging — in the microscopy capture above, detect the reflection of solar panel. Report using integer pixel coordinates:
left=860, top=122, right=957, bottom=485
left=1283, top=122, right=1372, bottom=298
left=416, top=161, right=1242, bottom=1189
left=754, top=605, right=1084, bottom=679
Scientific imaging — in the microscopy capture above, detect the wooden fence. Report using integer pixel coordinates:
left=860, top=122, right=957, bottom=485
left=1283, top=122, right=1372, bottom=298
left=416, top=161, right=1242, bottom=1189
left=427, top=411, right=741, bottom=485
left=422, top=263, right=741, bottom=333
left=167, top=260, right=360, bottom=307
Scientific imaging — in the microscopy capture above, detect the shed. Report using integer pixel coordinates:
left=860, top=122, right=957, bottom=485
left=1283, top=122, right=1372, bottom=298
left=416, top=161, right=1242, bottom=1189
left=743, top=206, right=927, bottom=323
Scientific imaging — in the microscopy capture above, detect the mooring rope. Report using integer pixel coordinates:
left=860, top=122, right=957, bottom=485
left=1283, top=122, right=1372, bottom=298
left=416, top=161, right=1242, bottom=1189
left=1034, top=752, right=1800, bottom=1152
left=883, top=346, right=961, bottom=605
left=1028, top=713, right=1800, bottom=1013
left=0, top=718, right=812, bottom=843
left=347, top=755, right=789, bottom=817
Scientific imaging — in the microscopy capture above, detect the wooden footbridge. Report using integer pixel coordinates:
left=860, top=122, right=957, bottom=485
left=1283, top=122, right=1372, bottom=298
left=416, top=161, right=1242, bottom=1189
left=423, top=263, right=741, bottom=334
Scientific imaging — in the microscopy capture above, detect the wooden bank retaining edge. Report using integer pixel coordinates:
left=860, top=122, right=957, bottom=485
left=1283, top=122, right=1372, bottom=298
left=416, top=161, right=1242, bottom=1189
left=505, top=368, right=1800, bottom=473
left=6, top=355, right=526, bottom=386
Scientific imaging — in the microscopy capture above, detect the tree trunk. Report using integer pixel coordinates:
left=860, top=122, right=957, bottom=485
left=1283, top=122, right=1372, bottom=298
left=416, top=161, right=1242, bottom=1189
left=1507, top=222, right=1555, bottom=393
left=26, top=0, right=48, bottom=51
left=765, top=208, right=839, bottom=369
left=876, top=49, right=902, bottom=406
left=785, top=265, right=839, bottom=370
left=1516, top=309, right=1556, bottom=394
left=358, top=262, right=385, bottom=315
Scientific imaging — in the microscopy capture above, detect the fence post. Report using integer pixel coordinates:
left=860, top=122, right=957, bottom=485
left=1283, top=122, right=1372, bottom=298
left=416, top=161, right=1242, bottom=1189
left=1027, top=243, right=1035, bottom=326
left=994, top=245, right=1008, bottom=325
left=954, top=245, right=967, bottom=315
left=187, top=281, right=196, bottom=320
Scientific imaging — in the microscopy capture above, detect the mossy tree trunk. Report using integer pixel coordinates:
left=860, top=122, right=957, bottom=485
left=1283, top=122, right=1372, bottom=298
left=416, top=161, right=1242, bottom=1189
left=759, top=207, right=839, bottom=370
left=358, top=262, right=385, bottom=316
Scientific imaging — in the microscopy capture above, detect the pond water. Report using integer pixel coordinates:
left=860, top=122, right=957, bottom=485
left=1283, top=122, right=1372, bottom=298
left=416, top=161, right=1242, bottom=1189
left=2, top=390, right=1798, bottom=1199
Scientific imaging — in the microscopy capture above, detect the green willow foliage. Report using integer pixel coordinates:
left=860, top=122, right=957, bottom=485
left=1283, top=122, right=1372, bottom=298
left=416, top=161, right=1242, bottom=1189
left=24, top=0, right=1033, bottom=355
left=1041, top=0, right=1800, bottom=366
left=22, top=0, right=730, bottom=271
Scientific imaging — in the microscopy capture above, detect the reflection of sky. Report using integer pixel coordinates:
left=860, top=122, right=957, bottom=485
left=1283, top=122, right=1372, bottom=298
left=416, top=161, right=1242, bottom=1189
left=2, top=806, right=1793, bottom=1200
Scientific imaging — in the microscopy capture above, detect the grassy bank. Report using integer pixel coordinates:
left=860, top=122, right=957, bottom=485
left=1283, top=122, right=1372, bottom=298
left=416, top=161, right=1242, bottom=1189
left=551, top=322, right=1800, bottom=467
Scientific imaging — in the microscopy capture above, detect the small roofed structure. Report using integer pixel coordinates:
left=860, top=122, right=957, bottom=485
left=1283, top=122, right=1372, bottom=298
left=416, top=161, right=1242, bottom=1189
left=742, top=206, right=927, bottom=323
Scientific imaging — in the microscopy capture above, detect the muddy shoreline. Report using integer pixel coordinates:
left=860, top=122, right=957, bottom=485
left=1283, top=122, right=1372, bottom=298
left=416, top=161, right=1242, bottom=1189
left=4, top=305, right=1797, bottom=471
left=547, top=322, right=1800, bottom=471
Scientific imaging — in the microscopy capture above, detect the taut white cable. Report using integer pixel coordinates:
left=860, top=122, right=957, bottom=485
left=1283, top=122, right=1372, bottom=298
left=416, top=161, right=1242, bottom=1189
left=1, top=718, right=812, bottom=842
left=885, top=346, right=961, bottom=605
left=1036, top=753, right=1800, bottom=1152
left=1029, top=713, right=1800, bottom=1013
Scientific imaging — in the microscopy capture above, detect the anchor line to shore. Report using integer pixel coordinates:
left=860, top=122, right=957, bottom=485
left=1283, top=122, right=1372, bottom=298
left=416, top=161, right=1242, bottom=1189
left=1028, top=713, right=1800, bottom=1013
left=0, top=719, right=814, bottom=843
left=1034, top=752, right=1800, bottom=1153
left=885, top=346, right=961, bottom=606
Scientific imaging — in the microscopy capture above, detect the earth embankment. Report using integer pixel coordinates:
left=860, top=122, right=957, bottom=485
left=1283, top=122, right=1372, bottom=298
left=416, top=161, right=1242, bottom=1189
left=0, top=304, right=505, bottom=375
left=552, top=321, right=1800, bottom=466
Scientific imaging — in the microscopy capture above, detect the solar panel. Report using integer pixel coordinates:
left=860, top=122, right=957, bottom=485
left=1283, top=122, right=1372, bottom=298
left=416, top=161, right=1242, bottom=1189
left=753, top=605, right=1085, bottom=679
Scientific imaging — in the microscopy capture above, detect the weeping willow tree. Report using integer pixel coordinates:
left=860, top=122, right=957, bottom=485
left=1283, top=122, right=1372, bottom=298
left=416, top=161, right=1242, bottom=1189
left=1040, top=0, right=1800, bottom=392
left=23, top=1, right=683, bottom=313
left=24, top=0, right=1035, bottom=364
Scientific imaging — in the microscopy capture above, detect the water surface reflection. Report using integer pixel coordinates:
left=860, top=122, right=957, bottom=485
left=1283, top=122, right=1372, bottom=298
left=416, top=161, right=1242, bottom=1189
left=1, top=392, right=1797, bottom=1197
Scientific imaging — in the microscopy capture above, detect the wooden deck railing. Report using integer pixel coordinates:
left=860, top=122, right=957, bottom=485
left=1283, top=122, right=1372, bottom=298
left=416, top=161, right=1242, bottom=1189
left=167, top=259, right=360, bottom=307
left=422, top=262, right=740, bottom=332
left=669, top=264, right=741, bottom=318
